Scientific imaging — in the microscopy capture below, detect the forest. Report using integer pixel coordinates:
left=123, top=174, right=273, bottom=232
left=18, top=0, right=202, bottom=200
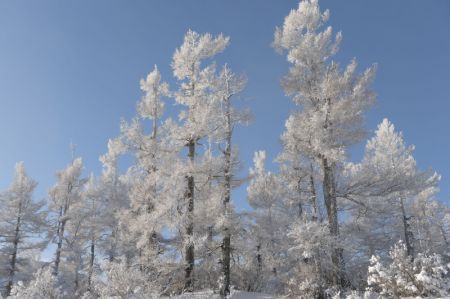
left=0, top=1, right=449, bottom=298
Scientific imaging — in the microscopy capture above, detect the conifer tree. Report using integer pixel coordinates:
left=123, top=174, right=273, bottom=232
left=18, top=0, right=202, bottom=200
left=346, top=119, right=440, bottom=261
left=171, top=30, right=229, bottom=291
left=203, top=65, right=248, bottom=297
left=273, top=0, right=377, bottom=287
left=0, top=162, right=46, bottom=297
left=48, top=158, right=85, bottom=279
left=98, top=138, right=127, bottom=263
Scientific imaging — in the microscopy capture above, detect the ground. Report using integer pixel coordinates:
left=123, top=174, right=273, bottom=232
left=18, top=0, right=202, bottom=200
left=171, top=290, right=277, bottom=299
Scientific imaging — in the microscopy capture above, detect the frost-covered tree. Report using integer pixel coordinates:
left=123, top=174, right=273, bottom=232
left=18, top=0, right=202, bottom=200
left=116, top=64, right=184, bottom=293
left=287, top=219, right=333, bottom=297
left=171, top=30, right=229, bottom=291
left=78, top=174, right=104, bottom=293
left=56, top=228, right=83, bottom=296
left=212, top=65, right=248, bottom=297
left=338, top=119, right=445, bottom=292
left=247, top=151, right=290, bottom=293
left=121, top=66, right=171, bottom=262
left=273, top=0, right=377, bottom=287
left=345, top=119, right=440, bottom=268
left=48, top=158, right=85, bottom=280
left=186, top=145, right=222, bottom=291
left=98, top=138, right=127, bottom=263
left=0, top=162, right=46, bottom=297
left=409, top=187, right=450, bottom=257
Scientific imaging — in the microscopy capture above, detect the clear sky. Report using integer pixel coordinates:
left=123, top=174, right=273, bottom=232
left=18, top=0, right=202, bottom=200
left=0, top=0, right=449, bottom=210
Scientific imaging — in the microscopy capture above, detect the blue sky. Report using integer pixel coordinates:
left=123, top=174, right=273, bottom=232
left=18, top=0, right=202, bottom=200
left=0, top=0, right=449, bottom=210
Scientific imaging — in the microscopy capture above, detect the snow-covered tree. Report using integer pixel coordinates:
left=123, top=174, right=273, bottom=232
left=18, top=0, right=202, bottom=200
left=409, top=187, right=450, bottom=257
left=345, top=119, right=440, bottom=264
left=247, top=151, right=290, bottom=293
left=211, top=65, right=248, bottom=297
left=0, top=162, right=47, bottom=297
left=48, top=158, right=85, bottom=281
left=287, top=219, right=333, bottom=297
left=115, top=64, right=184, bottom=294
left=338, top=119, right=442, bottom=290
left=78, top=174, right=104, bottom=293
left=273, top=0, right=377, bottom=287
left=97, top=138, right=127, bottom=263
left=171, top=30, right=229, bottom=291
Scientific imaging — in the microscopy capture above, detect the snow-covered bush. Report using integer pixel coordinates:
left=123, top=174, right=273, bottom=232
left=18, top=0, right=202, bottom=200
left=367, top=241, right=449, bottom=298
left=285, top=277, right=321, bottom=299
left=90, top=259, right=159, bottom=299
left=9, top=267, right=61, bottom=299
left=414, top=251, right=449, bottom=296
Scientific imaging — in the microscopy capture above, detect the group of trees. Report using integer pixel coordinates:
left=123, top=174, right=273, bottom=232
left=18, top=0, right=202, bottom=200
left=0, top=1, right=449, bottom=298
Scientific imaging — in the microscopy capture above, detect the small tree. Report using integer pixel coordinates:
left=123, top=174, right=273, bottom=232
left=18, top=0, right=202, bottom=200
left=98, top=138, right=127, bottom=263
left=345, top=119, right=440, bottom=262
left=247, top=151, right=290, bottom=293
left=48, top=158, right=85, bottom=279
left=0, top=162, right=47, bottom=297
left=367, top=241, right=449, bottom=298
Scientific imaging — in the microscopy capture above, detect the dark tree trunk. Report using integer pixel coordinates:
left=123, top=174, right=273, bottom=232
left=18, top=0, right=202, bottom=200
left=322, top=157, right=346, bottom=288
left=74, top=260, right=80, bottom=295
left=53, top=207, right=67, bottom=277
left=256, top=244, right=262, bottom=289
left=297, top=177, right=304, bottom=218
left=6, top=211, right=22, bottom=297
left=53, top=183, right=73, bottom=277
left=309, top=164, right=318, bottom=221
left=184, top=140, right=195, bottom=292
left=400, top=197, right=414, bottom=258
left=88, top=238, right=95, bottom=291
left=220, top=231, right=231, bottom=297
left=220, top=97, right=232, bottom=298
left=109, top=226, right=117, bottom=262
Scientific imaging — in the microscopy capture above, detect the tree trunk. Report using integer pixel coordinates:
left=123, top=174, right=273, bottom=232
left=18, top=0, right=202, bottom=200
left=322, top=157, right=345, bottom=288
left=74, top=255, right=81, bottom=295
left=88, top=238, right=95, bottom=291
left=220, top=97, right=232, bottom=298
left=53, top=206, right=67, bottom=277
left=309, top=164, right=318, bottom=221
left=53, top=182, right=73, bottom=277
left=297, top=178, right=304, bottom=218
left=184, top=140, right=195, bottom=292
left=6, top=211, right=22, bottom=297
left=220, top=229, right=231, bottom=297
left=439, top=226, right=449, bottom=246
left=256, top=244, right=262, bottom=290
left=109, top=225, right=117, bottom=262
left=400, top=197, right=414, bottom=257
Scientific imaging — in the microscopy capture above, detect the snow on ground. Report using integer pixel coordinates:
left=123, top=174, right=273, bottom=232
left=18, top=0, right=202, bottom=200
left=169, top=292, right=450, bottom=299
left=170, top=290, right=277, bottom=299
